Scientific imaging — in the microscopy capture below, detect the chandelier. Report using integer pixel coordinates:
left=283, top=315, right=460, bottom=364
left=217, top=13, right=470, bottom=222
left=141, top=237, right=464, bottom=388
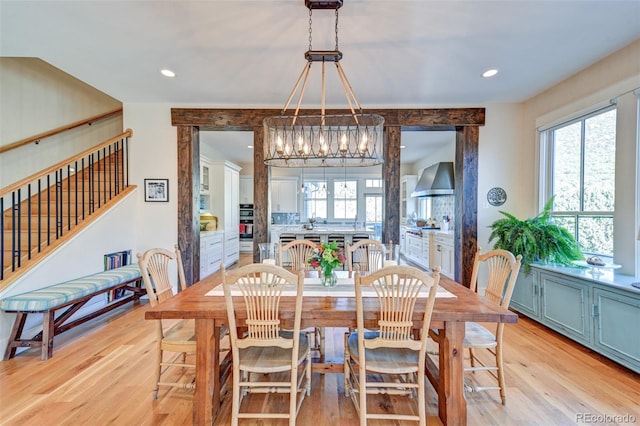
left=263, top=0, right=385, bottom=168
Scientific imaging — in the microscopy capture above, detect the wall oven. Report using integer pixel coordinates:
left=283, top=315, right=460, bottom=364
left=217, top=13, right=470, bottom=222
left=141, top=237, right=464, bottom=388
left=239, top=204, right=253, bottom=253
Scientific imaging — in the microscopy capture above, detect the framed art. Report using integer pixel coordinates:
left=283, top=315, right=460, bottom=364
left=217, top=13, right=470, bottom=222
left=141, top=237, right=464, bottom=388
left=144, top=178, right=169, bottom=202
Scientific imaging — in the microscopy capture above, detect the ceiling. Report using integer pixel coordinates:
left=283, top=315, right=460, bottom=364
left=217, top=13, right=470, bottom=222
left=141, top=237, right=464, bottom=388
left=2, top=1, right=639, bottom=165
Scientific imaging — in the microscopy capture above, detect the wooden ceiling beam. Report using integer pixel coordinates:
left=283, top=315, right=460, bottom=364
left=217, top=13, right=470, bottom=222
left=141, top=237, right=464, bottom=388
left=171, top=108, right=485, bottom=129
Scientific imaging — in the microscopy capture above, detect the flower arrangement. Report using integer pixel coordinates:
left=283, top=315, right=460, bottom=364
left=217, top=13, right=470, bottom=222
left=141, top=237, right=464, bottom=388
left=308, top=241, right=345, bottom=278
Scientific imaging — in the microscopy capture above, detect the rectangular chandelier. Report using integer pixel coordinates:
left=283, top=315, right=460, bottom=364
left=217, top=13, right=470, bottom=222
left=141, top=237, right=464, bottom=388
left=263, top=0, right=384, bottom=168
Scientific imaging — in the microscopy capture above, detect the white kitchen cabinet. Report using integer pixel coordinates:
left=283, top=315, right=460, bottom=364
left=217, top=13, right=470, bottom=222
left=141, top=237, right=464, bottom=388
left=199, top=157, right=212, bottom=211
left=200, top=231, right=223, bottom=279
left=271, top=179, right=298, bottom=213
left=399, top=226, right=407, bottom=255
left=400, top=175, right=417, bottom=224
left=239, top=176, right=253, bottom=204
left=432, top=232, right=454, bottom=278
left=405, top=233, right=423, bottom=267
left=209, top=161, right=241, bottom=268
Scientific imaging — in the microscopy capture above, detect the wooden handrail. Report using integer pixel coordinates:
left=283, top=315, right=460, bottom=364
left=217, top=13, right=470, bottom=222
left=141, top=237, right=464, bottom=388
left=0, top=129, right=133, bottom=197
left=0, top=107, right=123, bottom=154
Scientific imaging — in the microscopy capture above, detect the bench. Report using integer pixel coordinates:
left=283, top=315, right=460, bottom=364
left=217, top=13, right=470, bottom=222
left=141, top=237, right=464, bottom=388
left=1, top=264, right=144, bottom=360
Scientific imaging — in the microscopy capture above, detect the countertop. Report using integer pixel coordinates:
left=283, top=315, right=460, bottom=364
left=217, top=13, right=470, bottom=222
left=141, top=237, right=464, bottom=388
left=531, top=263, right=640, bottom=295
left=271, top=225, right=375, bottom=235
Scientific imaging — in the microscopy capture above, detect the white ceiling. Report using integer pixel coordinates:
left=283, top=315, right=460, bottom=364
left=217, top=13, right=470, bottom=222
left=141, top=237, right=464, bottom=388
left=2, top=0, right=639, bottom=165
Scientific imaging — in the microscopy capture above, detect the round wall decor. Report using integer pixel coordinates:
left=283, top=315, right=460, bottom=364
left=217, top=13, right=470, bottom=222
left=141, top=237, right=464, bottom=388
left=487, top=187, right=507, bottom=206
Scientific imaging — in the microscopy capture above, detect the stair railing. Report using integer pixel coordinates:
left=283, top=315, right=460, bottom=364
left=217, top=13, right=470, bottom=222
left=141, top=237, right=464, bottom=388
left=1, top=129, right=133, bottom=281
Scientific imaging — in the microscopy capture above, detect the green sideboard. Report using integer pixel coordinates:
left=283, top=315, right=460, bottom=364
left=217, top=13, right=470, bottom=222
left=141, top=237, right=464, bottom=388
left=510, top=264, right=640, bottom=373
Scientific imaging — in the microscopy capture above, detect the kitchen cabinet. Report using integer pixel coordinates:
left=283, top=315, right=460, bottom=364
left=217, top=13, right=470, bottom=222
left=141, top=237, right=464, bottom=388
left=509, top=265, right=640, bottom=373
left=200, top=231, right=223, bottom=279
left=399, top=226, right=407, bottom=255
left=400, top=175, right=417, bottom=224
left=209, top=161, right=241, bottom=268
left=199, top=157, right=211, bottom=211
left=405, top=233, right=424, bottom=267
left=271, top=179, right=298, bottom=213
left=432, top=232, right=453, bottom=278
left=239, top=176, right=253, bottom=204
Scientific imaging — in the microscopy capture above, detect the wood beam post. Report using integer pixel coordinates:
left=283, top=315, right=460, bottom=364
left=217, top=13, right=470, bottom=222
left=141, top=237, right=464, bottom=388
left=455, top=125, right=479, bottom=287
left=176, top=125, right=200, bottom=286
left=383, top=126, right=401, bottom=246
left=253, top=127, right=268, bottom=263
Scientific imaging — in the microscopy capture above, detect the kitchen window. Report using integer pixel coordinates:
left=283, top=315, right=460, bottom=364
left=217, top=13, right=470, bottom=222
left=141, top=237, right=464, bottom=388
left=540, top=106, right=616, bottom=258
left=333, top=180, right=357, bottom=219
left=303, top=180, right=327, bottom=220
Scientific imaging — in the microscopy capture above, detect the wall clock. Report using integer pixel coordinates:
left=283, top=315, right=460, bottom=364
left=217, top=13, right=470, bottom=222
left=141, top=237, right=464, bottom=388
left=487, top=187, right=507, bottom=206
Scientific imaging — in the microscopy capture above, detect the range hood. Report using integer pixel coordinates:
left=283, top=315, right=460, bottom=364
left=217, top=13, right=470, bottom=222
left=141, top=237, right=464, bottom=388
left=411, top=162, right=455, bottom=197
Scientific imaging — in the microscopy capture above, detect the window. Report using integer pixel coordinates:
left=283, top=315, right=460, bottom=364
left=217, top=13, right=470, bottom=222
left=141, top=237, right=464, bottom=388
left=365, top=178, right=382, bottom=188
left=304, top=180, right=327, bottom=219
left=541, top=107, right=616, bottom=258
left=333, top=180, right=357, bottom=219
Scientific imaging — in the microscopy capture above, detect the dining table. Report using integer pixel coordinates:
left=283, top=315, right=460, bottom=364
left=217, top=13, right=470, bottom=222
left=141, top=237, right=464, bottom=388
left=145, top=269, right=518, bottom=425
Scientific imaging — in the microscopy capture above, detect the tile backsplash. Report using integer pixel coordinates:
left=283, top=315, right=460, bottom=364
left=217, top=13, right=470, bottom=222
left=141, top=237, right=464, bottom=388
left=432, top=196, right=454, bottom=229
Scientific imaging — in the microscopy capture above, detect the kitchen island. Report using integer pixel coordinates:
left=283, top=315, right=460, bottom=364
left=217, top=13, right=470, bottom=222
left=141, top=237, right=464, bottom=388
left=270, top=225, right=376, bottom=245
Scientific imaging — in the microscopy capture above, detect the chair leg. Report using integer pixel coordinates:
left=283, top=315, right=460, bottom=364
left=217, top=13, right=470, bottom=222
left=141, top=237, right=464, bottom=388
left=469, top=347, right=476, bottom=369
left=306, top=333, right=312, bottom=396
left=343, top=332, right=350, bottom=397
left=496, top=343, right=506, bottom=405
left=153, top=344, right=162, bottom=399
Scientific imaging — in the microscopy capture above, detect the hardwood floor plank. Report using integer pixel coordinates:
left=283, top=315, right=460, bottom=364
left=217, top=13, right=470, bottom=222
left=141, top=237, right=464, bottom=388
left=1, top=254, right=638, bottom=425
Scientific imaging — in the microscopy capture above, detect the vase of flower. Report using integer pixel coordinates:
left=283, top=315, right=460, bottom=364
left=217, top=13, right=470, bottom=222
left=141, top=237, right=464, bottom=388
left=308, top=241, right=345, bottom=288
left=321, top=269, right=338, bottom=287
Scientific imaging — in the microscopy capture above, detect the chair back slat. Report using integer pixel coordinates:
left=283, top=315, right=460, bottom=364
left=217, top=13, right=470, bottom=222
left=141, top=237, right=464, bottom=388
left=470, top=248, right=522, bottom=308
left=355, top=265, right=440, bottom=351
left=137, top=245, right=186, bottom=308
left=278, top=239, right=318, bottom=272
left=223, top=263, right=304, bottom=349
left=346, top=239, right=388, bottom=273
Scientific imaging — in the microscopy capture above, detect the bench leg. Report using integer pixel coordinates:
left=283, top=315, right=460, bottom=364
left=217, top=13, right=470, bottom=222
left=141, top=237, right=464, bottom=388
left=42, top=311, right=55, bottom=360
left=3, top=312, right=27, bottom=360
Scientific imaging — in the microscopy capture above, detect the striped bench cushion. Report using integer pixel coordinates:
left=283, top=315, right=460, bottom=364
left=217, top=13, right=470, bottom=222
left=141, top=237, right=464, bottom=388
left=0, top=264, right=142, bottom=312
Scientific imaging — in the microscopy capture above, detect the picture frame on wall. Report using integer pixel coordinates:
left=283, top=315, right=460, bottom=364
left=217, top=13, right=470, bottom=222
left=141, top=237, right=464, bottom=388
left=144, top=178, right=169, bottom=202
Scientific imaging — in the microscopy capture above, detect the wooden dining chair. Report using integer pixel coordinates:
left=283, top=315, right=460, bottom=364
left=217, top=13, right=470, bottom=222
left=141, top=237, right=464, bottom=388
left=430, top=247, right=522, bottom=405
left=345, top=238, right=388, bottom=273
left=222, top=263, right=311, bottom=426
left=344, top=265, right=440, bottom=426
left=278, top=239, right=318, bottom=272
left=277, top=239, right=324, bottom=356
left=137, top=245, right=196, bottom=399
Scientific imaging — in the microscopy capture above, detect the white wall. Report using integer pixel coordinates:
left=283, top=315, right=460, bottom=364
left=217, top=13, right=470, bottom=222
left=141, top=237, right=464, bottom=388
left=0, top=58, right=122, bottom=186
left=123, top=103, right=179, bottom=256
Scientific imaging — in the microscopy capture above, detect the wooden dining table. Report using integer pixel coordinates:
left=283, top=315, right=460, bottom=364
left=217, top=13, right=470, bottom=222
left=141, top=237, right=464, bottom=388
left=145, top=270, right=518, bottom=425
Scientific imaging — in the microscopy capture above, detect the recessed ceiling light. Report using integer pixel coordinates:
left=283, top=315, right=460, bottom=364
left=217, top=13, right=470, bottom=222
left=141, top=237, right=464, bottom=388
left=248, top=145, right=253, bottom=149
left=400, top=145, right=406, bottom=149
left=160, top=69, right=176, bottom=78
left=482, top=69, right=498, bottom=78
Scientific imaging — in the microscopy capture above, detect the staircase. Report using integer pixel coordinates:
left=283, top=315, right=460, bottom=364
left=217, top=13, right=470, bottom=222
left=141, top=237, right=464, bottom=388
left=1, top=130, right=134, bottom=287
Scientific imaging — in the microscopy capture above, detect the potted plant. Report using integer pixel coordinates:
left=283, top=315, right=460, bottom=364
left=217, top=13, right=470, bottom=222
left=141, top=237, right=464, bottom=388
left=488, top=197, right=583, bottom=272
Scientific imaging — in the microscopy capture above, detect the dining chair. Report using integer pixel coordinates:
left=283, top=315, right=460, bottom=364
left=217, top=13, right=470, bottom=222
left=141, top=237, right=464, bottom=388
left=344, top=265, right=440, bottom=426
left=137, top=245, right=196, bottom=399
left=279, top=239, right=318, bottom=271
left=345, top=238, right=389, bottom=273
left=277, top=239, right=324, bottom=356
left=430, top=247, right=522, bottom=405
left=222, top=263, right=311, bottom=426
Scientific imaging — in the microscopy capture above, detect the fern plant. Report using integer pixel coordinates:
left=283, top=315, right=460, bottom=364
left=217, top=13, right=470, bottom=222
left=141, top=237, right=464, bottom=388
left=488, top=197, right=583, bottom=272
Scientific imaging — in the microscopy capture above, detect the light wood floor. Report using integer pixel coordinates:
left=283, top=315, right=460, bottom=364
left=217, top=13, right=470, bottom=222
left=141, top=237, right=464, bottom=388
left=1, top=255, right=638, bottom=425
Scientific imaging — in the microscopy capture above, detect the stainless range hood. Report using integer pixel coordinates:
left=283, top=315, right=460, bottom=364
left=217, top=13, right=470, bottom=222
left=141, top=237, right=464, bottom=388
left=411, top=162, right=455, bottom=197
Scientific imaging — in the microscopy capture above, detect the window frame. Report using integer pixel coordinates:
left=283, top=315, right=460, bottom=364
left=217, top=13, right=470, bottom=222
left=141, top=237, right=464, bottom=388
left=539, top=105, right=617, bottom=259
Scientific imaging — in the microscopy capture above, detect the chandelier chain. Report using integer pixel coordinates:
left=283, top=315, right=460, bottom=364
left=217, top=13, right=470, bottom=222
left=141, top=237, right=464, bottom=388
left=334, top=8, right=339, bottom=52
left=308, top=8, right=313, bottom=52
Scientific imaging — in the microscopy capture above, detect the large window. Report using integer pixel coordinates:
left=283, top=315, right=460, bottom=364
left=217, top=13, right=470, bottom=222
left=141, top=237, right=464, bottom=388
left=541, top=107, right=616, bottom=258
left=304, top=180, right=327, bottom=219
left=333, top=180, right=357, bottom=219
